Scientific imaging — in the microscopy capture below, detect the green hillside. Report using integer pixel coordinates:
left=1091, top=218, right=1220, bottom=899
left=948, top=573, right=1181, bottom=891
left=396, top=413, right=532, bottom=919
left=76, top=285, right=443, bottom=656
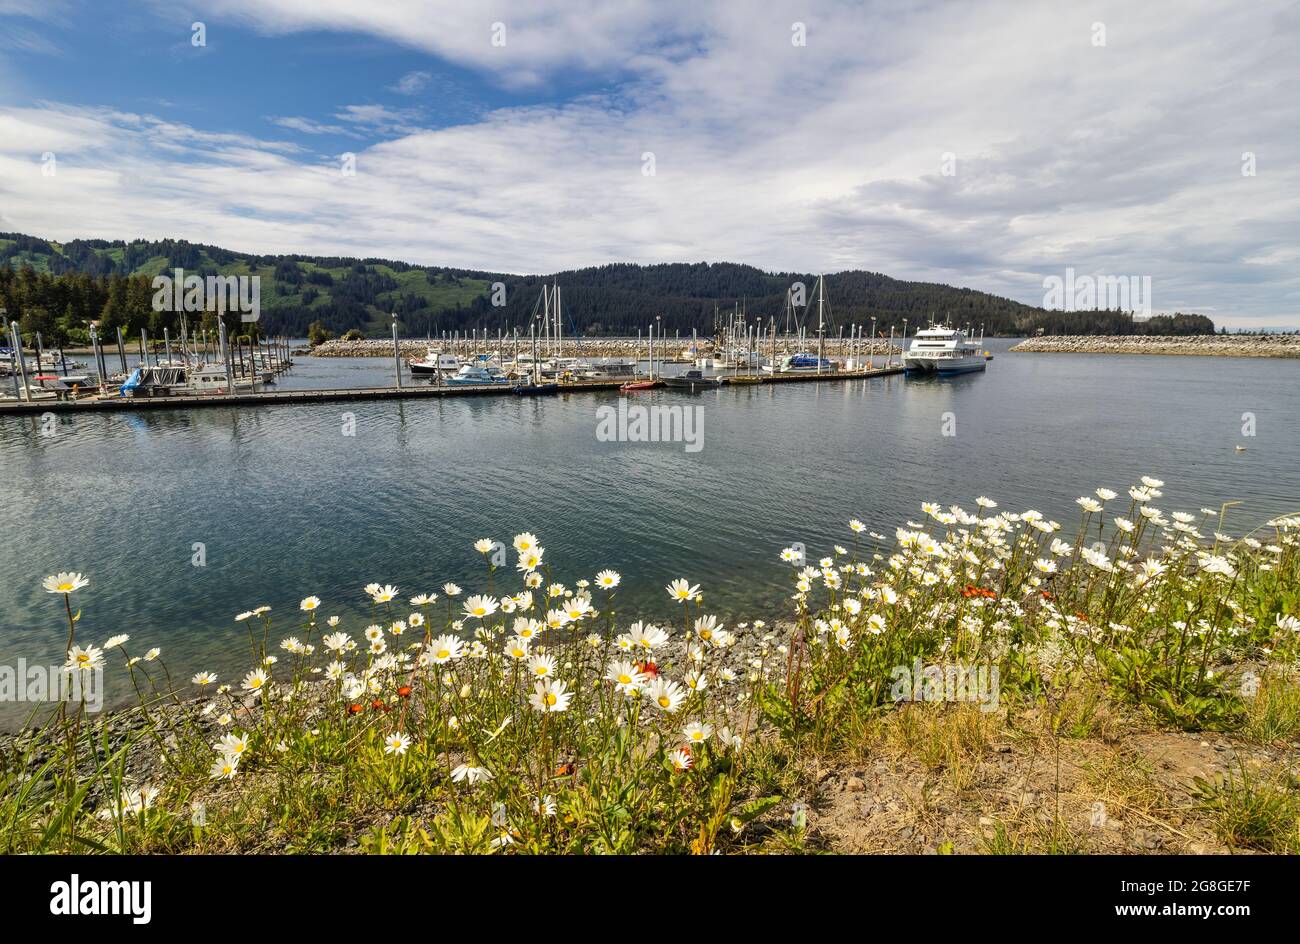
left=0, top=233, right=1215, bottom=343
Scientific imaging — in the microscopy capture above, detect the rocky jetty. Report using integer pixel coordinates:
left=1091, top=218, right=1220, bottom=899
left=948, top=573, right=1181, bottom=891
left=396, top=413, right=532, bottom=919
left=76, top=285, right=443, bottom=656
left=1010, top=335, right=1300, bottom=358
left=311, top=337, right=900, bottom=359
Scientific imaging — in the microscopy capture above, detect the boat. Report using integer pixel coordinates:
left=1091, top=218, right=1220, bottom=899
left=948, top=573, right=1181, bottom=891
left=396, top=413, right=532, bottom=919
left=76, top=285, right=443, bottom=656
left=661, top=369, right=725, bottom=389
left=620, top=380, right=657, bottom=392
left=901, top=326, right=988, bottom=375
left=578, top=360, right=638, bottom=381
left=118, top=364, right=255, bottom=397
left=727, top=375, right=762, bottom=384
left=762, top=353, right=836, bottom=373
left=512, top=383, right=560, bottom=396
left=409, top=349, right=460, bottom=376
left=444, top=364, right=512, bottom=386
left=31, top=373, right=94, bottom=396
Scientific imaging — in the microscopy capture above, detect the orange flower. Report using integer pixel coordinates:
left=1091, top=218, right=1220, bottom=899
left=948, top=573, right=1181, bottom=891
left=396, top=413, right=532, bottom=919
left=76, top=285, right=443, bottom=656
left=396, top=685, right=413, bottom=698
left=347, top=703, right=363, bottom=715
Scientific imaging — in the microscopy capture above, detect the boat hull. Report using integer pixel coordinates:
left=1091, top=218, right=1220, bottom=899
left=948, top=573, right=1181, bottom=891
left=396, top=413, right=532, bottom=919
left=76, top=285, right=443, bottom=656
left=903, top=358, right=987, bottom=375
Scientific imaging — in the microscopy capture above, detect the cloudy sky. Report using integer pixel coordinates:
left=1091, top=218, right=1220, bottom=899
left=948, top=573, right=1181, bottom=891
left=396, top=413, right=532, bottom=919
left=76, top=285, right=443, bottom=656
left=0, top=0, right=1296, bottom=325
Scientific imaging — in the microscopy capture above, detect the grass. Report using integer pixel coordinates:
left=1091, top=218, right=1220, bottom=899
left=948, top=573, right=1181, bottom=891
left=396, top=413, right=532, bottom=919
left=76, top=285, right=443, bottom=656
left=3, top=478, right=1298, bottom=854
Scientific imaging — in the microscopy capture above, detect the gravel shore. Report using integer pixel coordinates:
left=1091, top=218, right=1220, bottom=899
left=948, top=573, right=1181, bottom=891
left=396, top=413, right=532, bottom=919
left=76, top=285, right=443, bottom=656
left=1010, top=334, right=1300, bottom=357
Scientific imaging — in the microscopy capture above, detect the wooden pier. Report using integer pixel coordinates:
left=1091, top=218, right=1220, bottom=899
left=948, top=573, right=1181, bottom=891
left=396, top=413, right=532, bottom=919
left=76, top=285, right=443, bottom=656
left=0, top=366, right=904, bottom=415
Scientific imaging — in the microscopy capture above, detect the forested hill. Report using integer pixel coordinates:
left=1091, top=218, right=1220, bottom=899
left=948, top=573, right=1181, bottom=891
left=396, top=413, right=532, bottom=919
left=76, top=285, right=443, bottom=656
left=0, top=233, right=1215, bottom=342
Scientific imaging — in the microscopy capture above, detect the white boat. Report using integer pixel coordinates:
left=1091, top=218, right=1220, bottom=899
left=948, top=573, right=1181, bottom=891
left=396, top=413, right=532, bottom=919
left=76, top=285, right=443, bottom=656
left=119, top=364, right=255, bottom=396
left=761, top=353, right=836, bottom=373
left=444, top=364, right=512, bottom=386
left=409, top=349, right=461, bottom=376
left=578, top=359, right=638, bottom=380
left=901, top=326, right=988, bottom=375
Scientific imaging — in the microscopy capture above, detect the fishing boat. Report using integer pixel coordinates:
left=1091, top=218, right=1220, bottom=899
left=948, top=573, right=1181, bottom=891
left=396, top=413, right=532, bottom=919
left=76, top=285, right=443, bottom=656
left=901, top=326, right=987, bottom=375
left=661, top=369, right=724, bottom=389
left=444, top=364, right=512, bottom=386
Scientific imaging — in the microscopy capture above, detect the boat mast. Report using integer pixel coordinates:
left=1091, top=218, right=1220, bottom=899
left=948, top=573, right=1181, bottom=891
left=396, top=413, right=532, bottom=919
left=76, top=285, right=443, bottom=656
left=816, top=274, right=825, bottom=375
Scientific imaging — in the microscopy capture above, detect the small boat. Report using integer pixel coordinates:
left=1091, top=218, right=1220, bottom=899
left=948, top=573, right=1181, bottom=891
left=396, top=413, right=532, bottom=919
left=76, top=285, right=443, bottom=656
left=513, top=383, right=560, bottom=396
left=620, top=380, right=657, bottom=392
left=444, top=364, right=512, bottom=386
left=118, top=364, right=255, bottom=397
left=762, top=353, right=836, bottom=373
left=409, top=350, right=460, bottom=376
left=727, top=375, right=762, bottom=384
left=661, top=369, right=724, bottom=389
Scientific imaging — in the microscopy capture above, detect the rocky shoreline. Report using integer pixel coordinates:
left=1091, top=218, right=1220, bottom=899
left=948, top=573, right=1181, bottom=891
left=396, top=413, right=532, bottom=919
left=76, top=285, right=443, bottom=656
left=1010, top=334, right=1300, bottom=357
left=310, top=337, right=901, bottom=359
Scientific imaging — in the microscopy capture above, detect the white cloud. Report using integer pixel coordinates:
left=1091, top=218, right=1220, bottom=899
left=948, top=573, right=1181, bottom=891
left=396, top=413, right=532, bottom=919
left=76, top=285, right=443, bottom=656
left=1, top=0, right=1297, bottom=325
left=390, top=70, right=431, bottom=95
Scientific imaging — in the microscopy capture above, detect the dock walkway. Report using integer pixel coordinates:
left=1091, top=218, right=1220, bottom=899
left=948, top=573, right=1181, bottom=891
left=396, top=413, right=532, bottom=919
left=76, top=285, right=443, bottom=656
left=0, top=366, right=904, bottom=415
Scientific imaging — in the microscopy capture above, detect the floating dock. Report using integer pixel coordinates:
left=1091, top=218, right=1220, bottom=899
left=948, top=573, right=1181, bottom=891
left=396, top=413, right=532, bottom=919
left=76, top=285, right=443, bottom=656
left=0, top=366, right=904, bottom=415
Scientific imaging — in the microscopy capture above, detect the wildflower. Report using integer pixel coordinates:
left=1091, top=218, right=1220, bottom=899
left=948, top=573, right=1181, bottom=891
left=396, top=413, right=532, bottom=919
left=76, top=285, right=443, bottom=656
left=474, top=538, right=495, bottom=554
left=215, top=731, right=250, bottom=758
left=64, top=645, right=103, bottom=672
left=209, top=755, right=239, bottom=780
left=666, top=578, right=701, bottom=602
left=629, top=622, right=670, bottom=650
left=517, top=550, right=543, bottom=572
left=451, top=763, right=494, bottom=785
left=849, top=518, right=866, bottom=533
left=1276, top=614, right=1300, bottom=633
left=529, top=678, right=574, bottom=713
left=384, top=732, right=411, bottom=756
left=504, top=638, right=530, bottom=660
left=595, top=569, right=621, bottom=589
left=462, top=595, right=498, bottom=620
left=668, top=748, right=693, bottom=771
left=300, top=596, right=321, bottom=612
left=103, top=634, right=129, bottom=649
left=528, top=653, right=557, bottom=679
left=242, top=668, right=270, bottom=695
left=323, top=631, right=351, bottom=652
left=646, top=677, right=687, bottom=713
left=442, top=582, right=461, bottom=597
left=1076, top=497, right=1103, bottom=513
left=606, top=660, right=645, bottom=694
left=683, top=722, right=712, bottom=745
left=144, top=647, right=161, bottom=661
left=43, top=572, right=89, bottom=594
left=513, top=532, right=539, bottom=554
left=410, top=593, right=435, bottom=606
left=192, top=671, right=217, bottom=686
left=429, top=635, right=464, bottom=664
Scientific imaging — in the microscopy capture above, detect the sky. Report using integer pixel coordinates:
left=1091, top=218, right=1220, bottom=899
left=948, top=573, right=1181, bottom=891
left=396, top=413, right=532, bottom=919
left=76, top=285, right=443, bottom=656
left=0, top=0, right=1297, bottom=326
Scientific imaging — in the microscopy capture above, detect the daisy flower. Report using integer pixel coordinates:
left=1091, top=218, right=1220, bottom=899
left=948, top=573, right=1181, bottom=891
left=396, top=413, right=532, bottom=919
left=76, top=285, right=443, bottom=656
left=528, top=652, right=557, bottom=679
left=529, top=678, right=573, bottom=713
left=451, top=763, right=494, bottom=785
left=683, top=721, right=713, bottom=744
left=595, top=569, right=621, bottom=589
left=384, top=732, right=411, bottom=756
left=65, top=645, right=103, bottom=672
left=462, top=595, right=499, bottom=619
left=242, top=668, right=270, bottom=695
left=43, top=572, right=89, bottom=594
left=429, top=635, right=464, bottom=664
left=668, top=748, right=693, bottom=771
left=666, top=578, right=701, bottom=602
left=645, top=677, right=687, bottom=713
left=606, top=660, right=645, bottom=695
left=209, top=755, right=239, bottom=780
left=192, top=671, right=217, bottom=686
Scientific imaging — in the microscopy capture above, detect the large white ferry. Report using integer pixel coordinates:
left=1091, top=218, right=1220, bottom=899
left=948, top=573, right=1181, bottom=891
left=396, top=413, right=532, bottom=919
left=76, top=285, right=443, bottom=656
left=902, top=326, right=988, bottom=375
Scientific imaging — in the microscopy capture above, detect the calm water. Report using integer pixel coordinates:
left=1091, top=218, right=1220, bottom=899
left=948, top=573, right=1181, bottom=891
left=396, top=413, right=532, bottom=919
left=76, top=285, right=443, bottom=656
left=3, top=338, right=1298, bottom=725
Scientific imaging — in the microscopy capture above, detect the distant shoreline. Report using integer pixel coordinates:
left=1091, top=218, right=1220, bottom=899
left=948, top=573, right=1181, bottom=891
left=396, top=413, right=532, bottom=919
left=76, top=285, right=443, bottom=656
left=1010, top=335, right=1300, bottom=358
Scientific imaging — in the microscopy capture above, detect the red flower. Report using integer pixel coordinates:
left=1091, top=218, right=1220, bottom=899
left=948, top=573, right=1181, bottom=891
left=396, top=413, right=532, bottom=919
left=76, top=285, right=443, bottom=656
left=636, top=660, right=659, bottom=678
left=347, top=703, right=363, bottom=715
left=396, top=685, right=413, bottom=698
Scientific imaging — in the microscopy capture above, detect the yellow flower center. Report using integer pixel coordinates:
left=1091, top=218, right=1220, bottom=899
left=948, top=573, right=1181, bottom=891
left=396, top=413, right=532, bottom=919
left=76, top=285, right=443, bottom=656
left=658, top=696, right=671, bottom=708
left=437, top=649, right=450, bottom=659
left=544, top=693, right=557, bottom=706
left=618, top=674, right=631, bottom=685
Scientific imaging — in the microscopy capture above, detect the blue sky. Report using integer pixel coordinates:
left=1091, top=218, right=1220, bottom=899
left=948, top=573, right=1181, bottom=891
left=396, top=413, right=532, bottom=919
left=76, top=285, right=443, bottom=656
left=1, top=0, right=1297, bottom=326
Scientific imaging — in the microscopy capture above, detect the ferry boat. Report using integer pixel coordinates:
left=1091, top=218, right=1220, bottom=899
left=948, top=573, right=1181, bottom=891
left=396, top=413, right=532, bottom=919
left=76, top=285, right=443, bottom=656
left=444, top=364, right=512, bottom=386
left=901, top=326, right=987, bottom=375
